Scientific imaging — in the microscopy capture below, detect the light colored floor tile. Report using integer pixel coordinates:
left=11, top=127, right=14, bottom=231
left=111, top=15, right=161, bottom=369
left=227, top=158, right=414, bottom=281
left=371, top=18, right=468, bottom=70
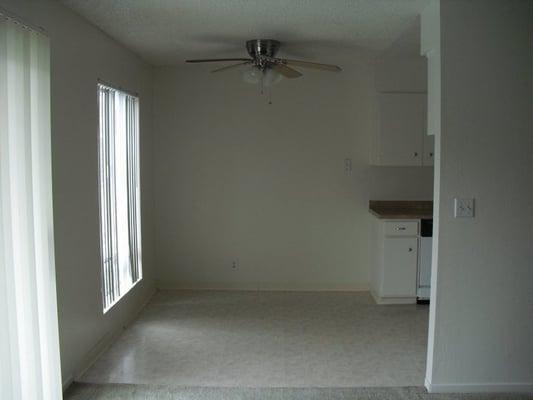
left=81, top=290, right=429, bottom=387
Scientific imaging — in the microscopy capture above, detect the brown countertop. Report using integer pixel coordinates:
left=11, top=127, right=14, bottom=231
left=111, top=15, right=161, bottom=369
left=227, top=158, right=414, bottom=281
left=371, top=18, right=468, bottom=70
left=369, top=200, right=433, bottom=219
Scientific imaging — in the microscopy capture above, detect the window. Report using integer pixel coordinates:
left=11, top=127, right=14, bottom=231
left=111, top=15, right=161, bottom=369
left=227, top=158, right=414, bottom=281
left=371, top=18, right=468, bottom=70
left=98, top=83, right=142, bottom=312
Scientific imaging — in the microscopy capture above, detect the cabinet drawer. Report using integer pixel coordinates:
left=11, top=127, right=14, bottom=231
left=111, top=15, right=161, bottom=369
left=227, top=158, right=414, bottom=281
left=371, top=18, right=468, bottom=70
left=384, top=221, right=418, bottom=237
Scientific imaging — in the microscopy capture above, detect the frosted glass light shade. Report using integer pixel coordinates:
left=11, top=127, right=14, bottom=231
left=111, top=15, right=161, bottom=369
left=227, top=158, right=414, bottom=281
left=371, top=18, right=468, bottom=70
left=242, top=66, right=283, bottom=86
left=263, top=68, right=283, bottom=87
left=242, top=66, right=262, bottom=84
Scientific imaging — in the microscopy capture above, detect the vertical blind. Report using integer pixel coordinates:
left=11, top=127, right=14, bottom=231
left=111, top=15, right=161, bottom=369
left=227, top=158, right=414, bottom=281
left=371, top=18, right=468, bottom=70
left=0, top=15, right=62, bottom=400
left=98, top=83, right=142, bottom=312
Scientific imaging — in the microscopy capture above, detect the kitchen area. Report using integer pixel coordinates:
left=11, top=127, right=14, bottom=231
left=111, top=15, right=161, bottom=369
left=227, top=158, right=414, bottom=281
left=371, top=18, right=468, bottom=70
left=369, top=27, right=436, bottom=305
left=369, top=200, right=433, bottom=304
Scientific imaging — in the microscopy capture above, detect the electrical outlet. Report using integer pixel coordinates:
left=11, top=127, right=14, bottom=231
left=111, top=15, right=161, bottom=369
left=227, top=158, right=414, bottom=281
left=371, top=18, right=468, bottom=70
left=231, top=259, right=239, bottom=269
left=454, top=198, right=475, bottom=218
left=344, top=158, right=352, bottom=176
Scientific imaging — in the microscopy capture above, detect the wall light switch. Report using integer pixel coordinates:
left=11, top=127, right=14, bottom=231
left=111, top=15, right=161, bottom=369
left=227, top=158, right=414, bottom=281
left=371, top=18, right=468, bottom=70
left=344, top=158, right=352, bottom=176
left=454, top=198, right=475, bottom=218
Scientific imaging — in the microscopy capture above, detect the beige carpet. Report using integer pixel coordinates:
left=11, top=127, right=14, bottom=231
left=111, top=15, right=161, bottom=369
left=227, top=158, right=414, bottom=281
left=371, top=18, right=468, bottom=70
left=81, top=290, right=428, bottom=387
left=65, top=382, right=533, bottom=400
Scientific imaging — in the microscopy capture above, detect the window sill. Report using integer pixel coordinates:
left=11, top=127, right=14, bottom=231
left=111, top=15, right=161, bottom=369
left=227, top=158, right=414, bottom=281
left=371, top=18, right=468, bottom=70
left=103, top=277, right=143, bottom=314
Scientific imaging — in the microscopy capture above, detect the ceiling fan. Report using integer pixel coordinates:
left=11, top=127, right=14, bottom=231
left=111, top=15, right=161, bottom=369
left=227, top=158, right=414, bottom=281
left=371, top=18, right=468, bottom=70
left=186, top=39, right=342, bottom=86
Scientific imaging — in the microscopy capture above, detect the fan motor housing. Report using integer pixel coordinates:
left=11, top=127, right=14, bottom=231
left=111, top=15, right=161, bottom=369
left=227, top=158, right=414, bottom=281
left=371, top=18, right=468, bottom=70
left=246, top=39, right=280, bottom=59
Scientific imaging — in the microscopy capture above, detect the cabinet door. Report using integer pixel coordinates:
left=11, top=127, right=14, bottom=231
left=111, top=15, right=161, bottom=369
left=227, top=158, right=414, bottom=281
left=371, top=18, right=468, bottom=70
left=426, top=52, right=441, bottom=137
left=381, top=237, right=418, bottom=297
left=377, top=93, right=426, bottom=166
left=423, top=133, right=435, bottom=166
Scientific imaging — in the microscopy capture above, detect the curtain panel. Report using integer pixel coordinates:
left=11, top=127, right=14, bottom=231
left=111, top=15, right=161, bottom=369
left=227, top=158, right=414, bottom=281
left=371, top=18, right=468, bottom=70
left=0, top=15, right=62, bottom=400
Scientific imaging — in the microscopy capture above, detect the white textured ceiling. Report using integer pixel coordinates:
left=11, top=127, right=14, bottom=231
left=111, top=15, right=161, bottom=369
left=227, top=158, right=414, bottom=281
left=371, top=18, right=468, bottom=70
left=61, top=0, right=428, bottom=66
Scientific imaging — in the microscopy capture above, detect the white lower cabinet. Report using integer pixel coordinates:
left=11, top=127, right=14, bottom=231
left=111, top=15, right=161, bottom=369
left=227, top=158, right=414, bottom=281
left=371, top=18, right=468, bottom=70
left=371, top=220, right=419, bottom=304
left=381, top=237, right=418, bottom=297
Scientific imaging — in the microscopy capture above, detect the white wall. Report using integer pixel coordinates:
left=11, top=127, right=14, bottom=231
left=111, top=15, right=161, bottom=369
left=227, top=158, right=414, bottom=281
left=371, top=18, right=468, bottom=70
left=374, top=56, right=427, bottom=93
left=153, top=54, right=433, bottom=290
left=0, top=0, right=156, bottom=386
left=427, top=0, right=533, bottom=392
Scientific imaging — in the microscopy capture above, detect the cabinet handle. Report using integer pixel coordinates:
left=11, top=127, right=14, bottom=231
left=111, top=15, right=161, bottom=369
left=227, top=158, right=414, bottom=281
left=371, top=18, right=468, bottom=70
left=408, top=247, right=413, bottom=252
left=430, top=152, right=434, bottom=157
left=414, top=152, right=419, bottom=157
left=397, top=227, right=406, bottom=231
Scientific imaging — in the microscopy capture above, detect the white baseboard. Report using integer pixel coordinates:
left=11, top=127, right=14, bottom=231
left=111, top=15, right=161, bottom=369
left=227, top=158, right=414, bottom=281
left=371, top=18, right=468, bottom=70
left=62, top=374, right=74, bottom=392
left=62, top=287, right=157, bottom=391
left=426, top=378, right=533, bottom=393
left=157, top=283, right=369, bottom=292
left=370, top=290, right=416, bottom=305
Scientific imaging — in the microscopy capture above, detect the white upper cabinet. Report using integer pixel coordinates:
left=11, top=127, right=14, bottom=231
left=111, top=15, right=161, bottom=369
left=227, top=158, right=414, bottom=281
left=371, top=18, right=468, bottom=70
left=375, top=92, right=432, bottom=167
left=423, top=131, right=435, bottom=166
left=424, top=53, right=441, bottom=137
left=421, top=0, right=441, bottom=137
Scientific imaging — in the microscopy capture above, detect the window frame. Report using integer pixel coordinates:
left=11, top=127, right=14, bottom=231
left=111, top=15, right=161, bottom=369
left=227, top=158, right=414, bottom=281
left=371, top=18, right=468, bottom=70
left=97, top=80, right=143, bottom=313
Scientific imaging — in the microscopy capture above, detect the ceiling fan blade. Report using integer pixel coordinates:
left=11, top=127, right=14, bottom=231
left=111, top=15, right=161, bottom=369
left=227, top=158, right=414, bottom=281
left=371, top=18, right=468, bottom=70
left=211, top=61, right=251, bottom=73
left=186, top=58, right=251, bottom=63
left=281, top=59, right=342, bottom=72
left=271, top=63, right=302, bottom=79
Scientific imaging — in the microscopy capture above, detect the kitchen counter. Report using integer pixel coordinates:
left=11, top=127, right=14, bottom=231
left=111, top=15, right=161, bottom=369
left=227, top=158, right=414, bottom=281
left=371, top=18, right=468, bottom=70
left=369, top=200, right=433, bottom=219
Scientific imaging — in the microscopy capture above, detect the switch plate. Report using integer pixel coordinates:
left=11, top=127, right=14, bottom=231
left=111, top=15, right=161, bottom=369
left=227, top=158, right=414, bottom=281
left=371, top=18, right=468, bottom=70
left=454, top=198, right=475, bottom=218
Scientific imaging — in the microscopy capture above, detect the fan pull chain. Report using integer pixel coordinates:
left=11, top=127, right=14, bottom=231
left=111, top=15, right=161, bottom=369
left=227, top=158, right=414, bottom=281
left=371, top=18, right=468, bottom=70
left=258, top=72, right=272, bottom=104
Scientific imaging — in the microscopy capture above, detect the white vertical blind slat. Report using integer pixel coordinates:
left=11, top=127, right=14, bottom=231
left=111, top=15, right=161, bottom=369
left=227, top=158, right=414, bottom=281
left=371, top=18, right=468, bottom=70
left=30, top=28, right=62, bottom=400
left=98, top=84, right=142, bottom=312
left=0, top=18, right=62, bottom=400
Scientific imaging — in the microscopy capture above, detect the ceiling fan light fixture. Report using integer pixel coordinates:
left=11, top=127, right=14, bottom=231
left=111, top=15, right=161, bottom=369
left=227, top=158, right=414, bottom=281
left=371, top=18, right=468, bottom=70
left=242, top=66, right=283, bottom=87
left=242, top=65, right=262, bottom=84
left=263, top=68, right=283, bottom=87
left=186, top=39, right=341, bottom=100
